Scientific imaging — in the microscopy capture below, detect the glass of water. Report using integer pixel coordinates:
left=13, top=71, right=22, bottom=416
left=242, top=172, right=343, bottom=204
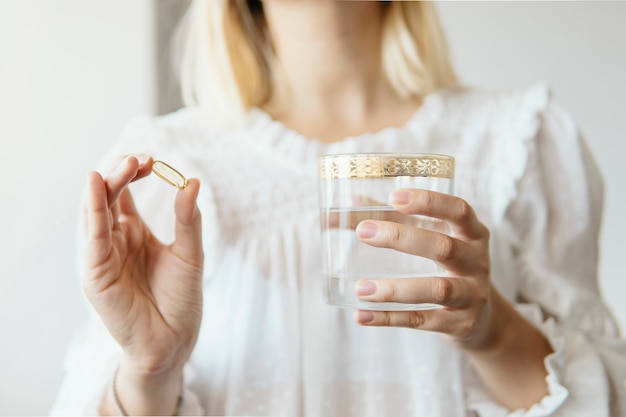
left=318, top=153, right=455, bottom=311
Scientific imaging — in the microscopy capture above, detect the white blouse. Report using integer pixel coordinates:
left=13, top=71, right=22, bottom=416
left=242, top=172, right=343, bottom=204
left=51, top=84, right=626, bottom=416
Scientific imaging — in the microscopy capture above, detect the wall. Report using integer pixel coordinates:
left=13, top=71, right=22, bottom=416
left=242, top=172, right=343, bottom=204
left=0, top=0, right=155, bottom=414
left=0, top=1, right=624, bottom=415
left=436, top=1, right=626, bottom=333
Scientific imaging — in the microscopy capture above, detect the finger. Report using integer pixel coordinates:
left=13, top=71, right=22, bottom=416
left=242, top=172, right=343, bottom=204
left=103, top=155, right=153, bottom=208
left=84, top=171, right=112, bottom=264
left=118, top=187, right=138, bottom=218
left=355, top=220, right=479, bottom=273
left=322, top=206, right=409, bottom=231
left=353, top=308, right=458, bottom=334
left=355, top=277, right=480, bottom=309
left=390, top=189, right=487, bottom=240
left=354, top=307, right=485, bottom=341
left=104, top=154, right=153, bottom=181
left=322, top=194, right=410, bottom=231
left=171, top=178, right=203, bottom=263
left=132, top=155, right=154, bottom=182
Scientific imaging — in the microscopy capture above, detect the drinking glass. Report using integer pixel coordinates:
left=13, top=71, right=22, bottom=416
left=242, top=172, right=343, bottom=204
left=318, top=153, right=455, bottom=310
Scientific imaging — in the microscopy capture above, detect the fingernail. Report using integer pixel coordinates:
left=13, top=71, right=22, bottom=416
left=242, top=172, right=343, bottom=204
left=355, top=279, right=377, bottom=296
left=356, top=310, right=375, bottom=324
left=356, top=221, right=378, bottom=239
left=390, top=190, right=411, bottom=205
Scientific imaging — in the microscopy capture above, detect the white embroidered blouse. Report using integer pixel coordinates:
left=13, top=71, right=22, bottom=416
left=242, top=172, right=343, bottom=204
left=50, top=85, right=626, bottom=416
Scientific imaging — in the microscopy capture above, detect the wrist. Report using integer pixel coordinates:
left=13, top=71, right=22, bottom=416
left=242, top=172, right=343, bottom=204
left=113, top=358, right=183, bottom=416
left=463, top=288, right=514, bottom=353
left=458, top=287, right=553, bottom=360
left=457, top=288, right=553, bottom=409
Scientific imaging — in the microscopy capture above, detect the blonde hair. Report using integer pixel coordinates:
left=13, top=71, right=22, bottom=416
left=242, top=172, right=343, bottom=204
left=179, top=0, right=458, bottom=129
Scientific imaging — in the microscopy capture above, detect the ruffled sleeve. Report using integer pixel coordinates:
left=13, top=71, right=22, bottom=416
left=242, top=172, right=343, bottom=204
left=470, top=90, right=626, bottom=416
left=49, top=113, right=210, bottom=416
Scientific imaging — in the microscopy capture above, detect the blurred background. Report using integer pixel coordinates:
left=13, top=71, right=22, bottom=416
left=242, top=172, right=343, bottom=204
left=0, top=1, right=624, bottom=414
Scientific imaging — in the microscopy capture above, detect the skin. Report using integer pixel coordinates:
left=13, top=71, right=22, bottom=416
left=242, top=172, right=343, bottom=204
left=85, top=156, right=203, bottom=415
left=87, top=1, right=552, bottom=414
left=261, top=0, right=421, bottom=141
left=354, top=189, right=552, bottom=408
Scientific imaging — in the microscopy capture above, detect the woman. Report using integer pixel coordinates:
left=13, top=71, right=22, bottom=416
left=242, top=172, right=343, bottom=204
left=51, top=1, right=626, bottom=416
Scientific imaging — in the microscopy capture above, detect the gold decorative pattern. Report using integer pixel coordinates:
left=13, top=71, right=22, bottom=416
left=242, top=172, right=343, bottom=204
left=318, top=153, right=455, bottom=179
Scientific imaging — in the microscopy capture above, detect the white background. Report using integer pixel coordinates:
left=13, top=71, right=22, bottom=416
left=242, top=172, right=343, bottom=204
left=437, top=0, right=626, bottom=335
left=0, top=1, right=624, bottom=415
left=0, top=0, right=155, bottom=414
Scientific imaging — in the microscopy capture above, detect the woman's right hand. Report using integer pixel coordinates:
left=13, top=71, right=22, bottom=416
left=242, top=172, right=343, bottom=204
left=82, top=155, right=204, bottom=384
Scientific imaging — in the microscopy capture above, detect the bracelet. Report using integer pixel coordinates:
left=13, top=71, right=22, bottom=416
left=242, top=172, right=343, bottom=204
left=112, top=365, right=183, bottom=416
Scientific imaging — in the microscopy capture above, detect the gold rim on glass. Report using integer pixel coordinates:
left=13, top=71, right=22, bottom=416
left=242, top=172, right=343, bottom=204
left=318, top=153, right=455, bottom=179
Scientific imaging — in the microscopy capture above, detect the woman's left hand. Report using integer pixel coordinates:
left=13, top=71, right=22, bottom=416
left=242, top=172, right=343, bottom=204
left=353, top=188, right=496, bottom=349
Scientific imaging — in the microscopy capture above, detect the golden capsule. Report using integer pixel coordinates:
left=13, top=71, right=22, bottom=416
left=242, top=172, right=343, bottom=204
left=151, top=160, right=188, bottom=189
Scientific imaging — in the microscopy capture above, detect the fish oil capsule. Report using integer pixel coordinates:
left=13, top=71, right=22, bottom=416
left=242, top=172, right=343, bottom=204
left=151, top=160, right=188, bottom=189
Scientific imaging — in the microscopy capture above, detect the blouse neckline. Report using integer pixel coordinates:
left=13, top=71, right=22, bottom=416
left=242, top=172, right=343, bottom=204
left=245, top=89, right=445, bottom=153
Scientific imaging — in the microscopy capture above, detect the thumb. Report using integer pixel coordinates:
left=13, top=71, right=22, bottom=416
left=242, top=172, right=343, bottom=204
left=172, top=178, right=203, bottom=264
